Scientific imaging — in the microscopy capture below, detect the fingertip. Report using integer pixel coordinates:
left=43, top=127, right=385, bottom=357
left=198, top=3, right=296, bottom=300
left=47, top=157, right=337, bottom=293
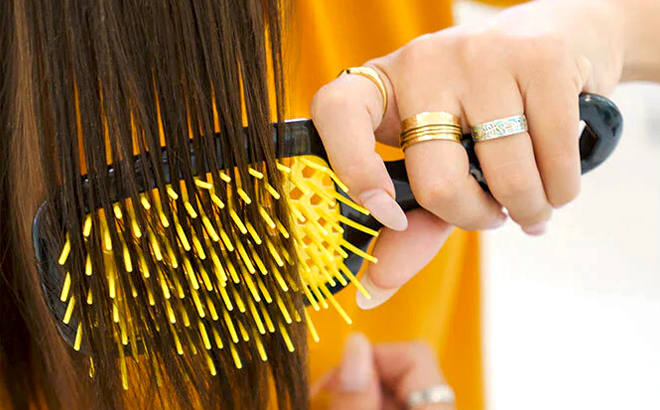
left=339, top=333, right=373, bottom=392
left=359, top=189, right=408, bottom=231
left=356, top=272, right=399, bottom=310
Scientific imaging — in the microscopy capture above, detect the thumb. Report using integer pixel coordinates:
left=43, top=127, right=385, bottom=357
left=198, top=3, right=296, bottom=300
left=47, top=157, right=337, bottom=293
left=328, top=333, right=382, bottom=410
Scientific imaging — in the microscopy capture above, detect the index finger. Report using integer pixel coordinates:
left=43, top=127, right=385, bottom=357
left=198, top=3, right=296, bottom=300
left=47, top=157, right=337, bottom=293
left=310, top=67, right=408, bottom=231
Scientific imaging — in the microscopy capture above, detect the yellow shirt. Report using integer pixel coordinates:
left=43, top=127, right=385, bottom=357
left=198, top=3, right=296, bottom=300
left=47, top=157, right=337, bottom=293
left=287, top=2, right=489, bottom=409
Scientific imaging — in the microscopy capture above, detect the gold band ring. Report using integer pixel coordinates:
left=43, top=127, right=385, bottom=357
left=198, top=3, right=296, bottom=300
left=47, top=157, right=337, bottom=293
left=399, top=111, right=462, bottom=151
left=338, top=67, right=388, bottom=117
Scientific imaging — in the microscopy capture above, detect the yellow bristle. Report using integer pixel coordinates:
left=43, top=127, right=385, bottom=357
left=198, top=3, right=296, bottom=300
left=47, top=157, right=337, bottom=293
left=245, top=222, right=262, bottom=245
left=85, top=254, right=92, bottom=277
left=235, top=241, right=255, bottom=274
left=339, top=264, right=371, bottom=300
left=247, top=300, right=266, bottom=335
left=264, top=182, right=281, bottom=200
left=337, top=214, right=379, bottom=236
left=183, top=259, right=200, bottom=290
left=159, top=276, right=172, bottom=300
left=58, top=236, right=71, bottom=266
left=179, top=304, right=191, bottom=327
left=256, top=276, right=272, bottom=303
left=108, top=267, right=117, bottom=299
left=248, top=167, right=264, bottom=179
left=73, top=322, right=83, bottom=351
left=191, top=232, right=207, bottom=260
left=223, top=310, right=239, bottom=344
left=293, top=306, right=302, bottom=323
left=270, top=265, right=289, bottom=292
left=258, top=206, right=276, bottom=229
left=165, top=300, right=177, bottom=324
left=118, top=342, right=129, bottom=391
left=206, top=296, right=219, bottom=321
left=167, top=186, right=179, bottom=200
left=219, top=229, right=235, bottom=252
left=340, top=239, right=378, bottom=263
left=238, top=321, right=250, bottom=342
left=329, top=189, right=370, bottom=215
left=265, top=240, right=285, bottom=268
left=86, top=288, right=93, bottom=305
left=241, top=271, right=261, bottom=303
left=275, top=162, right=291, bottom=173
left=253, top=333, right=268, bottom=362
left=194, top=179, right=214, bottom=190
left=198, top=321, right=212, bottom=350
left=60, top=272, right=72, bottom=302
left=113, top=203, right=123, bottom=219
left=275, top=294, right=292, bottom=324
left=119, top=316, right=129, bottom=346
left=209, top=249, right=228, bottom=283
left=206, top=352, right=217, bottom=376
left=191, top=288, right=206, bottom=318
left=302, top=282, right=320, bottom=311
left=218, top=171, right=232, bottom=183
left=146, top=285, right=156, bottom=306
left=250, top=249, right=267, bottom=276
left=308, top=282, right=329, bottom=310
left=229, top=344, right=243, bottom=369
left=165, top=241, right=179, bottom=269
left=275, top=219, right=290, bottom=239
left=122, top=244, right=133, bottom=272
left=218, top=286, right=233, bottom=311
left=229, top=209, right=248, bottom=234
left=304, top=311, right=321, bottom=343
left=131, top=217, right=142, bottom=239
left=201, top=216, right=220, bottom=242
left=278, top=322, right=295, bottom=352
left=226, top=261, right=240, bottom=284
left=199, top=265, right=214, bottom=292
left=212, top=326, right=224, bottom=349
left=108, top=302, right=119, bottom=324
left=148, top=231, right=163, bottom=261
left=171, top=327, right=184, bottom=355
left=174, top=218, right=192, bottom=251
left=140, top=195, right=151, bottom=210
left=89, top=357, right=95, bottom=379
left=259, top=303, right=276, bottom=333
left=211, top=193, right=225, bottom=209
left=320, top=284, right=352, bottom=325
left=83, top=216, right=92, bottom=237
left=184, top=201, right=198, bottom=219
left=232, top=289, right=246, bottom=313
left=237, top=188, right=252, bottom=204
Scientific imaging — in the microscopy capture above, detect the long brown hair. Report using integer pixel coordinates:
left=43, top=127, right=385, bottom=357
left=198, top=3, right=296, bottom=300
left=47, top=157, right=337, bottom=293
left=0, top=0, right=309, bottom=409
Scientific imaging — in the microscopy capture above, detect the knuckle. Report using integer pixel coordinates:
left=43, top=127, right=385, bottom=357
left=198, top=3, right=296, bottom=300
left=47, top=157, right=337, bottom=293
left=490, top=167, right=539, bottom=202
left=414, top=173, right=461, bottom=210
left=310, top=84, right=350, bottom=118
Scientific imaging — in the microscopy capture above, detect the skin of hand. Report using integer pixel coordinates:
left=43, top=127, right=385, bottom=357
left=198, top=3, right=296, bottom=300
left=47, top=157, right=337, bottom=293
left=311, top=333, right=455, bottom=410
left=310, top=0, right=660, bottom=309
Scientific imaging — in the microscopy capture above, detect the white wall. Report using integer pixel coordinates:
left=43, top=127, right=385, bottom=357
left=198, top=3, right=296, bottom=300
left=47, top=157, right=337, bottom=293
left=453, top=2, right=660, bottom=409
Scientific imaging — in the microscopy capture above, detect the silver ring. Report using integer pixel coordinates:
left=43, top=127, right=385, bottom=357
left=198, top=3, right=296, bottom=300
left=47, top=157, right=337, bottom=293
left=471, top=114, right=528, bottom=142
left=406, top=384, right=455, bottom=409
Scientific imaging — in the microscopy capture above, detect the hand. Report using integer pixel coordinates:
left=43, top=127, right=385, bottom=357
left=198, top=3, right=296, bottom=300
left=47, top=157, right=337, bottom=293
left=312, top=333, right=455, bottom=410
left=310, top=0, right=625, bottom=308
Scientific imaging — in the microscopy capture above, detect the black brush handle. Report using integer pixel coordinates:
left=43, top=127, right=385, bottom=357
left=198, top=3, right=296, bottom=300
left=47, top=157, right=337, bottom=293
left=387, top=93, right=623, bottom=211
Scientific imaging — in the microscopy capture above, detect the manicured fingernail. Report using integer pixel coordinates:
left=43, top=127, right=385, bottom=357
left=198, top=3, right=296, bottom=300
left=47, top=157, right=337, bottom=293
left=359, top=189, right=408, bottom=231
left=339, top=333, right=372, bottom=392
left=356, top=272, right=399, bottom=310
left=522, top=221, right=547, bottom=236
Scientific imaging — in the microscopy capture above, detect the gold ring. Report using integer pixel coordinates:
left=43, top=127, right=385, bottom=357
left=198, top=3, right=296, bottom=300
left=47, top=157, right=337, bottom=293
left=338, top=67, right=388, bottom=117
left=399, top=111, right=463, bottom=151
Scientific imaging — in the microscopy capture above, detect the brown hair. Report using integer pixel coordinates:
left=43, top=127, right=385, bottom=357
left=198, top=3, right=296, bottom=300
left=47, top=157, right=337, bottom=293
left=0, top=0, right=309, bottom=409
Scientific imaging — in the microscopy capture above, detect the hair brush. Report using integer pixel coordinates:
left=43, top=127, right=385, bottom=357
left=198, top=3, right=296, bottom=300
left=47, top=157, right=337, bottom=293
left=33, top=92, right=622, bottom=387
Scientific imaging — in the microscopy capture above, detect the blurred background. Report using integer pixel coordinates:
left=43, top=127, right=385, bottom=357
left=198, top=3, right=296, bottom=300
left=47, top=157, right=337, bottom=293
left=452, top=1, right=660, bottom=409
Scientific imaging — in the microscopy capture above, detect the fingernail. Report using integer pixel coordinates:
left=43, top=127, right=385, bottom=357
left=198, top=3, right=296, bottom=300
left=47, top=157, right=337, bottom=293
left=359, top=189, right=408, bottom=231
left=356, top=272, right=399, bottom=310
left=339, top=333, right=372, bottom=392
left=522, top=221, right=547, bottom=236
